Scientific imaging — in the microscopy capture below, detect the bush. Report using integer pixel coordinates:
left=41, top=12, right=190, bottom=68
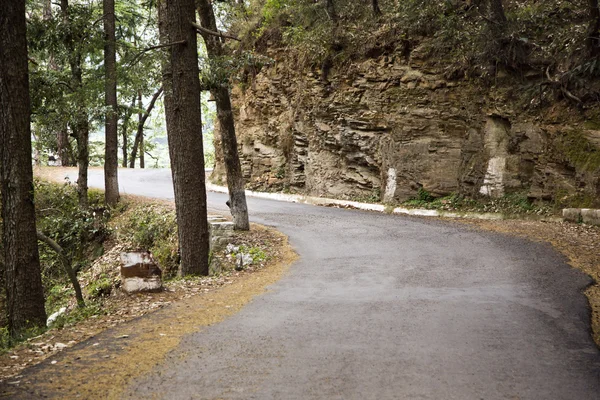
left=34, top=180, right=111, bottom=297
left=117, top=204, right=180, bottom=277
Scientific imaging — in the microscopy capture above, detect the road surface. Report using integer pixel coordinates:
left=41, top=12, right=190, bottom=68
left=45, top=169, right=600, bottom=398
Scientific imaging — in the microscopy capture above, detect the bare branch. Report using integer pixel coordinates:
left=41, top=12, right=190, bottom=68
left=190, top=21, right=240, bottom=42
left=544, top=66, right=583, bottom=104
left=36, top=231, right=85, bottom=307
left=128, top=40, right=187, bottom=67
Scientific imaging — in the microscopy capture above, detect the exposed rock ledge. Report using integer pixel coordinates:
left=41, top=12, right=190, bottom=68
left=213, top=47, right=600, bottom=207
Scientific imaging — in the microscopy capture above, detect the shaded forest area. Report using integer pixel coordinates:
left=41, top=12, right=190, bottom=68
left=234, top=0, right=600, bottom=108
left=2, top=0, right=600, bottom=356
left=1, top=0, right=255, bottom=346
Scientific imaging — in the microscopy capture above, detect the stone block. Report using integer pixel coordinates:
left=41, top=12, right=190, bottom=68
left=562, top=208, right=582, bottom=223
left=210, top=221, right=235, bottom=232
left=581, top=209, right=600, bottom=226
left=120, top=252, right=162, bottom=294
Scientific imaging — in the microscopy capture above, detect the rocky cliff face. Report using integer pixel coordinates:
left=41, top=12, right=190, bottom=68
left=213, top=45, right=600, bottom=206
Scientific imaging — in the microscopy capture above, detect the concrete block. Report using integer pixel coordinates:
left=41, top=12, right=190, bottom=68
left=120, top=252, right=162, bottom=293
left=581, top=209, right=600, bottom=226
left=562, top=208, right=582, bottom=223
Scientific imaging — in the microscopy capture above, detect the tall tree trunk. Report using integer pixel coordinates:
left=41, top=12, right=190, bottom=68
left=61, top=0, right=89, bottom=208
left=121, top=95, right=136, bottom=168
left=130, top=87, right=162, bottom=168
left=140, top=132, right=145, bottom=168
left=103, top=0, right=119, bottom=206
left=159, top=0, right=209, bottom=276
left=588, top=0, right=600, bottom=57
left=197, top=0, right=250, bottom=231
left=44, top=0, right=72, bottom=166
left=0, top=0, right=47, bottom=336
left=73, top=118, right=89, bottom=209
left=57, top=127, right=73, bottom=166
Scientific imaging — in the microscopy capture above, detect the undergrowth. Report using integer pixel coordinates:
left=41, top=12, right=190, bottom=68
left=402, top=189, right=555, bottom=217
left=114, top=203, right=180, bottom=278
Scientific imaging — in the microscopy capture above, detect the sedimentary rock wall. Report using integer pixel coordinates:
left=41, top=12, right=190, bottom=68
left=213, top=46, right=600, bottom=205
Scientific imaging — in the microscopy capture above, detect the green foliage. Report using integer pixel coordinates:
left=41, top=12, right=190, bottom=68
left=0, top=325, right=46, bottom=353
left=50, top=302, right=106, bottom=330
left=87, top=273, right=115, bottom=299
left=35, top=180, right=110, bottom=285
left=403, top=191, right=554, bottom=216
left=239, top=245, right=268, bottom=264
left=117, top=204, right=180, bottom=277
left=46, top=285, right=75, bottom=314
left=555, top=130, right=600, bottom=173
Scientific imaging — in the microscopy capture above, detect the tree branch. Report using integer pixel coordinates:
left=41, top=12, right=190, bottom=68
left=36, top=231, right=85, bottom=307
left=545, top=66, right=583, bottom=104
left=128, top=40, right=187, bottom=66
left=190, top=21, right=240, bottom=41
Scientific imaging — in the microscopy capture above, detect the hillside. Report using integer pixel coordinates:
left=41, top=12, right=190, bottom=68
left=212, top=0, right=600, bottom=209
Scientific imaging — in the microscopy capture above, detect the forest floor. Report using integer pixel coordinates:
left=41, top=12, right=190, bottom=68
left=0, top=172, right=298, bottom=385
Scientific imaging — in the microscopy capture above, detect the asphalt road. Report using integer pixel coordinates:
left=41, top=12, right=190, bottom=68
left=70, top=169, right=600, bottom=398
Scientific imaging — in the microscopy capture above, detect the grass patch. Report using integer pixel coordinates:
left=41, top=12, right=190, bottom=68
left=402, top=190, right=555, bottom=217
left=554, top=130, right=600, bottom=173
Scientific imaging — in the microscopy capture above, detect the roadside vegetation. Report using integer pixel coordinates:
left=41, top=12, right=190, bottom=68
left=401, top=189, right=556, bottom=217
left=0, top=180, right=278, bottom=378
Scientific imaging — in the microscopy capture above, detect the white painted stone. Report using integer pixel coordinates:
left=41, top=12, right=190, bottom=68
left=122, top=276, right=162, bottom=293
left=383, top=168, right=397, bottom=203
left=479, top=156, right=506, bottom=197
left=47, top=307, right=67, bottom=326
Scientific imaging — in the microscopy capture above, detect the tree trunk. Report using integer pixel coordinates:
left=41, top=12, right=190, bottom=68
left=57, top=126, right=74, bottom=166
left=0, top=0, right=48, bottom=336
left=159, top=0, right=209, bottom=276
left=61, top=0, right=89, bottom=209
left=488, top=0, right=507, bottom=40
left=130, top=87, right=162, bottom=168
left=121, top=95, right=136, bottom=168
left=372, top=0, right=382, bottom=16
left=588, top=0, right=600, bottom=57
left=197, top=0, right=250, bottom=231
left=73, top=118, right=89, bottom=209
left=140, top=131, right=146, bottom=169
left=140, top=133, right=145, bottom=168
left=36, top=231, right=85, bottom=308
left=103, top=0, right=119, bottom=206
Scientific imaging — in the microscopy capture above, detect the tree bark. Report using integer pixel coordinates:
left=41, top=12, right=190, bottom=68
left=197, top=0, right=250, bottom=231
left=104, top=0, right=119, bottom=206
left=61, top=0, right=89, bottom=209
left=57, top=126, right=74, bottom=166
left=588, top=0, right=600, bottom=57
left=36, top=231, right=85, bottom=308
left=372, top=0, right=382, bottom=16
left=121, top=95, right=137, bottom=168
left=159, top=0, right=209, bottom=276
left=73, top=117, right=89, bottom=209
left=139, top=130, right=145, bottom=168
left=130, top=87, right=163, bottom=168
left=0, top=0, right=48, bottom=336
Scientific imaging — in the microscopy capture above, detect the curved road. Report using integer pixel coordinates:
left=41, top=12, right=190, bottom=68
left=74, top=169, right=600, bottom=398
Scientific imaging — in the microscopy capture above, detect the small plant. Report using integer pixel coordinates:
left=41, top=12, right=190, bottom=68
left=225, top=244, right=268, bottom=271
left=51, top=302, right=106, bottom=330
left=87, top=274, right=114, bottom=299
left=117, top=204, right=180, bottom=277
